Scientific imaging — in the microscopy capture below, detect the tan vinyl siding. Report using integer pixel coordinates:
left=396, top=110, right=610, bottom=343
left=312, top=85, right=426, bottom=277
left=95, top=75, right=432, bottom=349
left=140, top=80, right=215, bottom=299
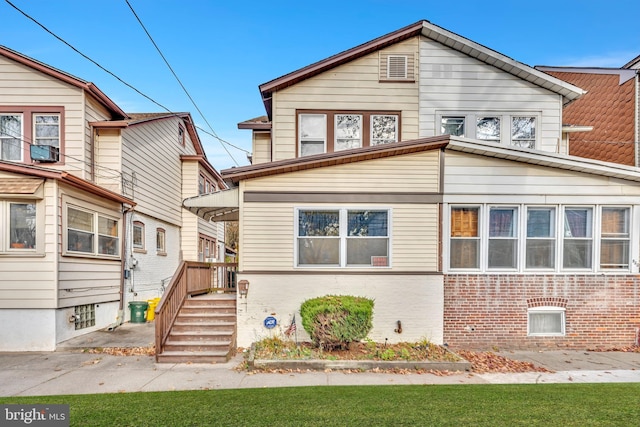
left=0, top=56, right=87, bottom=175
left=57, top=185, right=122, bottom=307
left=0, top=179, right=57, bottom=309
left=122, top=117, right=195, bottom=225
left=85, top=96, right=113, bottom=181
left=244, top=150, right=440, bottom=193
left=252, top=132, right=272, bottom=164
left=271, top=37, right=420, bottom=161
left=241, top=202, right=438, bottom=272
left=94, top=128, right=122, bottom=193
left=419, top=37, right=562, bottom=152
left=241, top=203, right=293, bottom=270
left=181, top=160, right=199, bottom=260
left=444, top=151, right=640, bottom=198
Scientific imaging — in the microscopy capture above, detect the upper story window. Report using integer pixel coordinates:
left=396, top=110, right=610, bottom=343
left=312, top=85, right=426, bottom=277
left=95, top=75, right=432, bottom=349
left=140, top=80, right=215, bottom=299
left=441, top=117, right=465, bottom=137
left=298, top=110, right=400, bottom=157
left=178, top=124, right=185, bottom=146
left=448, top=204, right=631, bottom=273
left=198, top=173, right=217, bottom=195
left=0, top=107, right=64, bottom=164
left=34, top=114, right=60, bottom=148
left=439, top=112, right=538, bottom=149
left=0, top=114, right=22, bottom=161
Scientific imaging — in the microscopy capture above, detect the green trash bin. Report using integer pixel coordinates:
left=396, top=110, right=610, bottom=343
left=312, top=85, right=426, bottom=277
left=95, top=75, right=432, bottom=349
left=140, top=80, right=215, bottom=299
left=129, top=301, right=149, bottom=323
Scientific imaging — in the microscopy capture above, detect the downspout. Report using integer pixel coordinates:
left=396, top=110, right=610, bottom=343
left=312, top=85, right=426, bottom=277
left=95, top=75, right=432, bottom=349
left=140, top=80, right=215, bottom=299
left=107, top=204, right=134, bottom=331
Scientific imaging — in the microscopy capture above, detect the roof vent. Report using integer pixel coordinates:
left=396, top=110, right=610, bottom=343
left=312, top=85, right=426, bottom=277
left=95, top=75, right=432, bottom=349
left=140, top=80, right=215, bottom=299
left=387, top=55, right=408, bottom=79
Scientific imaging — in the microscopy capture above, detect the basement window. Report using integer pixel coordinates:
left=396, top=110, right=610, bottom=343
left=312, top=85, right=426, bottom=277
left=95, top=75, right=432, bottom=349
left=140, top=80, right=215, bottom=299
left=74, top=304, right=96, bottom=330
left=528, top=307, right=565, bottom=336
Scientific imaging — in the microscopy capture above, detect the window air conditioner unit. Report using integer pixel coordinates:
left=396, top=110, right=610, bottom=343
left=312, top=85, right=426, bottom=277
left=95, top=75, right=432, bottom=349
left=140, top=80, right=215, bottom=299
left=30, top=145, right=60, bottom=163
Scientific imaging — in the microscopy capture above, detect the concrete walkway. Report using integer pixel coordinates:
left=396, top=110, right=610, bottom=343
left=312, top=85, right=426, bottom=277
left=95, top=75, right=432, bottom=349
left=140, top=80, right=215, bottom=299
left=1, top=322, right=639, bottom=397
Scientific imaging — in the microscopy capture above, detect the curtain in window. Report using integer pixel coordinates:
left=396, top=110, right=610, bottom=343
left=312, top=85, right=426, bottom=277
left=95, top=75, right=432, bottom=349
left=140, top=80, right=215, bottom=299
left=450, top=207, right=479, bottom=268
left=600, top=208, right=629, bottom=269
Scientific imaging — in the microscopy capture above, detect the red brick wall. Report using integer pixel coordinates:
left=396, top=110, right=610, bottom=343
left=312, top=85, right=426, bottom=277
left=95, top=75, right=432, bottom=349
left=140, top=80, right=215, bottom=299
left=444, top=274, right=640, bottom=350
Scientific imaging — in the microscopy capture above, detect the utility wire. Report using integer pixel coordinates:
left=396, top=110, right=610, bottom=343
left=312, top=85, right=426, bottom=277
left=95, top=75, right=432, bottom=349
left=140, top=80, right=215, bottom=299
left=5, top=0, right=248, bottom=163
left=125, top=0, right=240, bottom=165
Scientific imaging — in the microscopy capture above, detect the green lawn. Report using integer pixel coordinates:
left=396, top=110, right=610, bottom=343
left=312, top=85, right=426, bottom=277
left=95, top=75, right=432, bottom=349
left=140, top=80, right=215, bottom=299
left=3, top=383, right=639, bottom=426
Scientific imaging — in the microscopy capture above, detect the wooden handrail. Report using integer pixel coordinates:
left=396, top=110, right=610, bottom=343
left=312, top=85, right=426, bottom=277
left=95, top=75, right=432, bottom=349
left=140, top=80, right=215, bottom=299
left=154, top=261, right=238, bottom=360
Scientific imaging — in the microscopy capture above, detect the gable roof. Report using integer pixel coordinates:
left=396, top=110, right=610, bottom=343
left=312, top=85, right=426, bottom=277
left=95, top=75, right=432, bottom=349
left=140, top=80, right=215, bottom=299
left=623, top=54, right=640, bottom=69
left=258, top=20, right=586, bottom=118
left=220, top=135, right=640, bottom=185
left=0, top=45, right=127, bottom=120
left=90, top=112, right=226, bottom=187
left=537, top=67, right=636, bottom=166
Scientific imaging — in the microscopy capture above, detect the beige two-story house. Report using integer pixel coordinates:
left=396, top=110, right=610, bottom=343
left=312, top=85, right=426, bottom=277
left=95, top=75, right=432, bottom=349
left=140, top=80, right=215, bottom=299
left=0, top=46, right=225, bottom=351
left=191, top=20, right=640, bottom=350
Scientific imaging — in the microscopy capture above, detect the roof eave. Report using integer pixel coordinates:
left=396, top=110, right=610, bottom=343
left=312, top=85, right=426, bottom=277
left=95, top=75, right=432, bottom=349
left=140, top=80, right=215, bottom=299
left=221, top=135, right=450, bottom=183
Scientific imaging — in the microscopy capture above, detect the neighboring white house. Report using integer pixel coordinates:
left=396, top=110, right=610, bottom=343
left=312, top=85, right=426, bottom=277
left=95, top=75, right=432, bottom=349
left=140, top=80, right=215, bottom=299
left=0, top=45, right=225, bottom=351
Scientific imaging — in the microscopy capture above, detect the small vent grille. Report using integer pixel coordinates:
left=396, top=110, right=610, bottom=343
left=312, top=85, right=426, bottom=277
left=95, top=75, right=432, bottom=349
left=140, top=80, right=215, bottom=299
left=387, top=55, right=407, bottom=79
left=380, top=53, right=414, bottom=81
left=74, top=304, right=96, bottom=330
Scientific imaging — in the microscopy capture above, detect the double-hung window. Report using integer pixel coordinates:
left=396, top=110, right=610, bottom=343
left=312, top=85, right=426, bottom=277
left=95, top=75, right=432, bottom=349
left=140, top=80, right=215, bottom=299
left=66, top=206, right=119, bottom=257
left=33, top=114, right=60, bottom=149
left=156, top=228, right=166, bottom=255
left=600, top=207, right=630, bottom=269
left=0, top=114, right=22, bottom=161
left=335, top=114, right=362, bottom=151
left=488, top=207, right=518, bottom=269
left=298, top=111, right=400, bottom=156
left=562, top=207, right=593, bottom=269
left=526, top=207, right=556, bottom=269
left=450, top=207, right=480, bottom=269
left=297, top=209, right=390, bottom=267
left=299, top=114, right=327, bottom=156
left=449, top=204, right=629, bottom=273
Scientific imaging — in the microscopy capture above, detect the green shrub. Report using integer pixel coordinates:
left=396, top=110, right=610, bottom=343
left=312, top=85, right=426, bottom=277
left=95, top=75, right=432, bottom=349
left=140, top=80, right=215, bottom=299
left=300, top=295, right=374, bottom=350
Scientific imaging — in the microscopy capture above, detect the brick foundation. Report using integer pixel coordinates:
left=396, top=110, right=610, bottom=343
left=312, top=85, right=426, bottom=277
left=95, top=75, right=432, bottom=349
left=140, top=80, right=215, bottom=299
left=444, top=274, right=640, bottom=350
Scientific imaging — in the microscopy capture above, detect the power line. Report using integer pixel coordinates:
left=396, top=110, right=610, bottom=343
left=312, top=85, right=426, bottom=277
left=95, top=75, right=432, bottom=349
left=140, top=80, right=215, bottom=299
left=124, top=0, right=240, bottom=165
left=5, top=0, right=248, bottom=163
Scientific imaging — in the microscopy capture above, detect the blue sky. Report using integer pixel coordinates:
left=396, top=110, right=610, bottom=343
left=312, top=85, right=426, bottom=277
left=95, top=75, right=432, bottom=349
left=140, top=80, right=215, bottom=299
left=1, top=0, right=638, bottom=170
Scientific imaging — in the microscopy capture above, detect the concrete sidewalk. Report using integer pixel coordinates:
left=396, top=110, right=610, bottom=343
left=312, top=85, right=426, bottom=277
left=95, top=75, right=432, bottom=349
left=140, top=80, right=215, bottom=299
left=1, top=322, right=639, bottom=397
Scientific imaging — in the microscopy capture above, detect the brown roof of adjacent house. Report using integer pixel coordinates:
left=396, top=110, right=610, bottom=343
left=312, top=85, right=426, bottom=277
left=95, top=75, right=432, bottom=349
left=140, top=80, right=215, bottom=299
left=539, top=68, right=636, bottom=166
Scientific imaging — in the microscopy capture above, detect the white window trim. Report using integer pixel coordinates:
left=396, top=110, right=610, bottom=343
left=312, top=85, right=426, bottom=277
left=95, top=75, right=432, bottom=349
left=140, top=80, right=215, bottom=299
left=445, top=203, right=634, bottom=274
left=299, top=113, right=327, bottom=156
left=370, top=114, right=399, bottom=146
left=33, top=113, right=60, bottom=148
left=156, top=228, right=167, bottom=255
left=0, top=199, right=44, bottom=255
left=334, top=114, right=363, bottom=151
left=132, top=221, right=145, bottom=252
left=63, top=200, right=121, bottom=259
left=0, top=113, right=24, bottom=162
left=436, top=111, right=541, bottom=149
left=527, top=306, right=566, bottom=337
left=294, top=207, right=392, bottom=269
